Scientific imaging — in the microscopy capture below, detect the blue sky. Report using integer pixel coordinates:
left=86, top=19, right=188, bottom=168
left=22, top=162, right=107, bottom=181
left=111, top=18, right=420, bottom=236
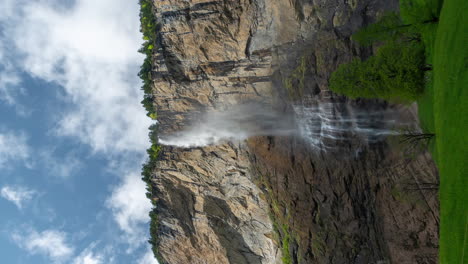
left=0, top=0, right=156, bottom=263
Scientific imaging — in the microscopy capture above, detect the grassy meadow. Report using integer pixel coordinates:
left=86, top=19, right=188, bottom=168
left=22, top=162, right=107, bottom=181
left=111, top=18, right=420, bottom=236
left=430, top=0, right=467, bottom=262
left=409, top=0, right=467, bottom=262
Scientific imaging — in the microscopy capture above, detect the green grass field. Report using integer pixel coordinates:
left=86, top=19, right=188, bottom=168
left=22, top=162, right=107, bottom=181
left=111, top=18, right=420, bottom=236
left=416, top=22, right=438, bottom=157
left=416, top=0, right=468, bottom=262
left=432, top=0, right=468, bottom=262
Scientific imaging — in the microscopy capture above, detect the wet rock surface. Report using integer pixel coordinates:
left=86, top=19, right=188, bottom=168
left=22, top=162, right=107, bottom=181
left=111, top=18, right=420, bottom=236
left=148, top=0, right=439, bottom=263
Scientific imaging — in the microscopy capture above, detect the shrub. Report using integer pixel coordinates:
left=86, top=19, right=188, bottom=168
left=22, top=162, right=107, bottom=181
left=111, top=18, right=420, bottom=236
left=138, top=1, right=164, bottom=263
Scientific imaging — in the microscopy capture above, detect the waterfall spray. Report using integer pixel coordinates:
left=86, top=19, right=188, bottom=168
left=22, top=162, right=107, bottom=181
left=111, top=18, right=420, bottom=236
left=159, top=104, right=296, bottom=148
left=159, top=102, right=404, bottom=149
left=294, top=102, right=401, bottom=150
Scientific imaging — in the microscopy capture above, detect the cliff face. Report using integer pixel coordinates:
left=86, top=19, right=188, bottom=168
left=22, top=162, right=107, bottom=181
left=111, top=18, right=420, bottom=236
left=149, top=0, right=439, bottom=264
left=151, top=1, right=282, bottom=263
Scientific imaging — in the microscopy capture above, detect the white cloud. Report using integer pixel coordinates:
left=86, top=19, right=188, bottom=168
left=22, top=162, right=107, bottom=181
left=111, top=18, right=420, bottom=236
left=0, top=131, right=30, bottom=168
left=106, top=172, right=152, bottom=249
left=73, top=247, right=104, bottom=264
left=13, top=229, right=109, bottom=264
left=0, top=54, right=30, bottom=116
left=40, top=150, right=82, bottom=178
left=0, top=61, right=21, bottom=105
left=0, top=0, right=16, bottom=19
left=12, top=229, right=74, bottom=263
left=1, top=1, right=157, bottom=262
left=138, top=247, right=159, bottom=264
left=2, top=0, right=152, bottom=154
left=0, top=185, right=36, bottom=209
left=0, top=0, right=27, bottom=114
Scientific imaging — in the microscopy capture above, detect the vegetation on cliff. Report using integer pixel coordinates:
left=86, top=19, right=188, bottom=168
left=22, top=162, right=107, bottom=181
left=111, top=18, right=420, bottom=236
left=330, top=0, right=467, bottom=262
left=139, top=0, right=158, bottom=119
left=255, top=173, right=295, bottom=264
left=138, top=0, right=163, bottom=262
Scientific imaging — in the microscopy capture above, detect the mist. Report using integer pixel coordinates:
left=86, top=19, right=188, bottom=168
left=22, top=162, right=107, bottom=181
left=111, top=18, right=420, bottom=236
left=159, top=103, right=296, bottom=147
left=159, top=102, right=406, bottom=149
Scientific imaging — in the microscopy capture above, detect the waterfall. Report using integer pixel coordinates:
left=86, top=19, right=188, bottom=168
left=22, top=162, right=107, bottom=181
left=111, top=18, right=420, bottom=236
left=159, top=102, right=403, bottom=149
left=158, top=103, right=296, bottom=148
left=294, top=102, right=401, bottom=150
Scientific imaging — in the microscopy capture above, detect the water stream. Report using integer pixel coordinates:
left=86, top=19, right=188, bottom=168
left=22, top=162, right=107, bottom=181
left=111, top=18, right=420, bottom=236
left=159, top=103, right=403, bottom=149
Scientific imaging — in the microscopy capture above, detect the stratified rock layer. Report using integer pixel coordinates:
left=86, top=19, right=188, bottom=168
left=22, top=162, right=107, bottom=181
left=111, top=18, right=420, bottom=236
left=149, top=0, right=439, bottom=263
left=151, top=1, right=281, bottom=263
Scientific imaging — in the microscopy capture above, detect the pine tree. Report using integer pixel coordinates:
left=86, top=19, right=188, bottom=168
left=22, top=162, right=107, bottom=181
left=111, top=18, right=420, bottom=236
left=352, top=12, right=418, bottom=46
left=399, top=0, right=440, bottom=25
left=375, top=41, right=426, bottom=101
left=329, top=41, right=426, bottom=102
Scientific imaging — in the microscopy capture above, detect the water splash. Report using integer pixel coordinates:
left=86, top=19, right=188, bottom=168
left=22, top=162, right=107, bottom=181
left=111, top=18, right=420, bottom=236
left=159, top=104, right=296, bottom=148
left=159, top=102, right=403, bottom=149
left=294, top=103, right=401, bottom=150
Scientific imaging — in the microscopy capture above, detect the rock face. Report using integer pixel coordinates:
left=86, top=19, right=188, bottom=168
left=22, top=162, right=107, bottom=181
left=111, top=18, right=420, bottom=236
left=149, top=0, right=439, bottom=263
left=151, top=1, right=281, bottom=263
left=155, top=144, right=278, bottom=264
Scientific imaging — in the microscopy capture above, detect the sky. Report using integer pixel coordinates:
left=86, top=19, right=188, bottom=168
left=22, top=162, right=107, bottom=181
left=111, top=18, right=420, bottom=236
left=0, top=0, right=157, bottom=263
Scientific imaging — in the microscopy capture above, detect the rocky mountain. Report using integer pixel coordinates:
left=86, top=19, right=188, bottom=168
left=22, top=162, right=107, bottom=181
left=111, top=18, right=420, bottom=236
left=147, top=0, right=439, bottom=263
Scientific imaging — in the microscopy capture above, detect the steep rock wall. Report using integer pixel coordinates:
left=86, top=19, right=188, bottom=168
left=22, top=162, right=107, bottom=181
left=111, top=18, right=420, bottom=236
left=148, top=0, right=439, bottom=263
left=150, top=1, right=285, bottom=263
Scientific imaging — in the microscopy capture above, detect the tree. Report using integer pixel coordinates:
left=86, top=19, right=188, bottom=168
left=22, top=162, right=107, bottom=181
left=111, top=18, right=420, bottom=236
left=374, top=41, right=426, bottom=101
left=329, top=58, right=375, bottom=98
left=398, top=129, right=435, bottom=154
left=352, top=12, right=416, bottom=46
left=329, top=41, right=427, bottom=102
left=399, top=0, right=440, bottom=25
left=352, top=10, right=439, bottom=46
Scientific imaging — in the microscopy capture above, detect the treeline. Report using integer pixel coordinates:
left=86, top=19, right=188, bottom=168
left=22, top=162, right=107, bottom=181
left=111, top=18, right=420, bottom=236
left=329, top=0, right=441, bottom=103
left=138, top=0, right=163, bottom=262
left=139, top=0, right=158, bottom=119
